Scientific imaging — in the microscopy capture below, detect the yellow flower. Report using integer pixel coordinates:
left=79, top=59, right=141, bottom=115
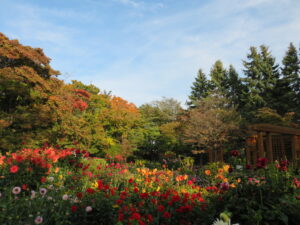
left=112, top=205, right=119, bottom=208
left=59, top=175, right=63, bottom=180
left=223, top=165, right=230, bottom=172
left=156, top=186, right=161, bottom=192
left=223, top=178, right=228, bottom=183
left=230, top=183, right=236, bottom=188
left=181, top=188, right=187, bottom=193
left=237, top=178, right=241, bottom=183
left=91, top=181, right=98, bottom=188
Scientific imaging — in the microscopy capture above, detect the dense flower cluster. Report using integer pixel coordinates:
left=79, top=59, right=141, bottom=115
left=0, top=147, right=299, bottom=225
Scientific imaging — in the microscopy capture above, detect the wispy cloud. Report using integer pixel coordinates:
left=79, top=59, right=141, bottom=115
left=1, top=0, right=299, bottom=107
left=117, top=0, right=141, bottom=8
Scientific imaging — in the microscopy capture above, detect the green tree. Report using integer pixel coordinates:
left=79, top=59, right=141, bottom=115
left=274, top=43, right=300, bottom=118
left=187, top=69, right=212, bottom=107
left=0, top=33, right=61, bottom=152
left=210, top=60, right=228, bottom=94
left=242, top=45, right=280, bottom=121
left=226, top=65, right=244, bottom=108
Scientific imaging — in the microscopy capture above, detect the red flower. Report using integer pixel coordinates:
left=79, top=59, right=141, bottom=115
left=131, top=212, right=141, bottom=220
left=128, top=178, right=134, bottom=184
left=22, top=184, right=27, bottom=190
left=256, top=158, right=268, bottom=169
left=296, top=196, right=300, bottom=200
left=71, top=205, right=78, bottom=213
left=10, top=165, right=19, bottom=173
left=163, top=212, right=171, bottom=219
left=86, top=188, right=95, bottom=194
left=134, top=187, right=139, bottom=193
left=157, top=205, right=165, bottom=212
left=147, top=214, right=153, bottom=222
left=140, top=193, right=149, bottom=199
left=40, top=177, right=46, bottom=183
left=230, top=150, right=239, bottom=157
left=246, top=164, right=251, bottom=170
left=76, top=192, right=83, bottom=199
left=118, top=213, right=124, bottom=221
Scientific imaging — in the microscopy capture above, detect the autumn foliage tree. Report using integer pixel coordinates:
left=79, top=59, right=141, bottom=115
left=181, top=94, right=241, bottom=160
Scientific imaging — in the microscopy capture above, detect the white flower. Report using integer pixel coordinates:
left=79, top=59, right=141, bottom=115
left=48, top=185, right=53, bottom=190
left=47, top=196, right=53, bottom=201
left=62, top=194, right=68, bottom=200
left=34, top=215, right=43, bottom=224
left=85, top=206, right=92, bottom=212
left=12, top=186, right=21, bottom=195
left=48, top=176, right=54, bottom=182
left=212, top=218, right=229, bottom=225
left=31, top=190, right=36, bottom=199
left=39, top=188, right=47, bottom=196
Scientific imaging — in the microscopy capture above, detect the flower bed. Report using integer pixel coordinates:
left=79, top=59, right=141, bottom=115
left=0, top=148, right=299, bottom=225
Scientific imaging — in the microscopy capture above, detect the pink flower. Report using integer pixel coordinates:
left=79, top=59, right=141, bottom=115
left=34, top=216, right=43, bottom=224
left=256, top=158, right=268, bottom=169
left=39, top=188, right=47, bottom=196
left=12, top=186, right=21, bottom=195
left=86, top=206, right=92, bottom=212
left=10, top=165, right=19, bottom=173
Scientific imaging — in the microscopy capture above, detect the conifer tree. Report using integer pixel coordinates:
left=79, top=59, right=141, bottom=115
left=187, top=69, right=212, bottom=107
left=242, top=45, right=279, bottom=120
left=227, top=65, right=244, bottom=107
left=276, top=43, right=300, bottom=117
left=210, top=60, right=228, bottom=93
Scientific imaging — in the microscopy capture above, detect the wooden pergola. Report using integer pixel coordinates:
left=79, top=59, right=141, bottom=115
left=246, top=124, right=300, bottom=166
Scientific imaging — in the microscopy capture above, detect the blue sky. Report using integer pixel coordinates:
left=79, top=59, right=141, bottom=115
left=0, top=0, right=299, bottom=106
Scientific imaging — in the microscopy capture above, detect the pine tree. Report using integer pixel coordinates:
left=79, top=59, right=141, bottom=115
left=210, top=60, right=228, bottom=93
left=227, top=65, right=244, bottom=107
left=187, top=69, right=212, bottom=107
left=242, top=45, right=280, bottom=121
left=276, top=43, right=300, bottom=117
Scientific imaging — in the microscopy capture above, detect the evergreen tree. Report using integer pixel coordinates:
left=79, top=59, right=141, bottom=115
left=242, top=45, right=279, bottom=120
left=187, top=69, right=212, bottom=107
left=227, top=65, right=244, bottom=107
left=210, top=60, right=228, bottom=93
left=272, top=43, right=299, bottom=115
left=277, top=43, right=300, bottom=118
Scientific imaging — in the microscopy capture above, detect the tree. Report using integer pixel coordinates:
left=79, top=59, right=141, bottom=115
left=274, top=43, right=300, bottom=118
left=242, top=45, right=280, bottom=121
left=181, top=94, right=241, bottom=161
left=226, top=65, right=244, bottom=108
left=187, top=69, right=212, bottom=107
left=0, top=32, right=61, bottom=151
left=210, top=60, right=228, bottom=94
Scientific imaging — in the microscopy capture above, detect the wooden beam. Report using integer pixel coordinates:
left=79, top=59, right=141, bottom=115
left=249, top=124, right=300, bottom=135
left=246, top=147, right=251, bottom=165
left=258, top=132, right=265, bottom=158
left=208, top=149, right=212, bottom=162
left=292, top=135, right=298, bottom=160
left=266, top=132, right=273, bottom=162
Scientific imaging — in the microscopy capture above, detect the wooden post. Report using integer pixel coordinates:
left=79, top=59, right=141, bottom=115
left=246, top=147, right=251, bottom=165
left=258, top=132, right=264, bottom=158
left=220, top=149, right=224, bottom=162
left=266, top=132, right=273, bottom=162
left=208, top=149, right=212, bottom=162
left=280, top=135, right=285, bottom=160
left=292, top=135, right=298, bottom=161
